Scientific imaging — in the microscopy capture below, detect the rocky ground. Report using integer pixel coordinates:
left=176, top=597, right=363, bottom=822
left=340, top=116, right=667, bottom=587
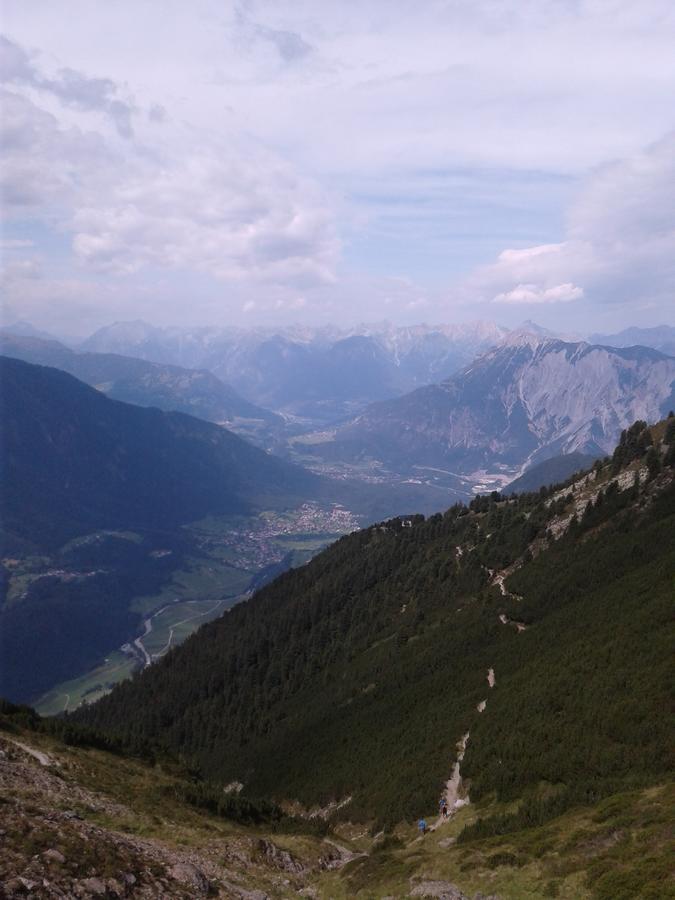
left=0, top=732, right=356, bottom=899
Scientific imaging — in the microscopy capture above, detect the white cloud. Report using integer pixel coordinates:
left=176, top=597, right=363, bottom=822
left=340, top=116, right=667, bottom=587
left=493, top=283, right=583, bottom=305
left=462, top=132, right=675, bottom=320
left=497, top=244, right=565, bottom=264
left=1, top=4, right=675, bottom=331
left=69, top=147, right=339, bottom=286
left=0, top=42, right=340, bottom=298
left=0, top=88, right=114, bottom=213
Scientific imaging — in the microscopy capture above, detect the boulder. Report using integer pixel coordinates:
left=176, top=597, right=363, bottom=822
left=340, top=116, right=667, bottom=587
left=168, top=862, right=210, bottom=894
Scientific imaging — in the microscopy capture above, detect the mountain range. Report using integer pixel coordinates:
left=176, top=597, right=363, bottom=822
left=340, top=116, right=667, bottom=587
left=1, top=330, right=674, bottom=896
left=79, top=320, right=510, bottom=422
left=0, top=333, right=282, bottom=448
left=300, top=332, right=675, bottom=476
left=590, top=324, right=675, bottom=357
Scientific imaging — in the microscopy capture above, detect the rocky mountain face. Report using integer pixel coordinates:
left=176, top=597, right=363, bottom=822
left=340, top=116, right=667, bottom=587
left=80, top=320, right=509, bottom=422
left=0, top=713, right=363, bottom=900
left=306, top=333, right=675, bottom=473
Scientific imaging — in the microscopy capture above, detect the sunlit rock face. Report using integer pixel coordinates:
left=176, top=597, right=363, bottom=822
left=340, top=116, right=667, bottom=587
left=316, top=334, right=675, bottom=473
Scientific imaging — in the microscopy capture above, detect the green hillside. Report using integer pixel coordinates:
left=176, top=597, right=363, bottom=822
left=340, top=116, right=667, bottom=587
left=2, top=701, right=672, bottom=898
left=78, top=420, right=675, bottom=838
left=0, top=332, right=283, bottom=443
left=0, top=357, right=323, bottom=705
left=0, top=356, right=317, bottom=555
left=0, top=356, right=466, bottom=710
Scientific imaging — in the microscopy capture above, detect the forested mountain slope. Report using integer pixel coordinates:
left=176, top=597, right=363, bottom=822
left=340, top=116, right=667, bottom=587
left=0, top=357, right=326, bottom=704
left=0, top=356, right=316, bottom=555
left=0, top=333, right=282, bottom=442
left=0, top=357, right=468, bottom=708
left=79, top=419, right=675, bottom=835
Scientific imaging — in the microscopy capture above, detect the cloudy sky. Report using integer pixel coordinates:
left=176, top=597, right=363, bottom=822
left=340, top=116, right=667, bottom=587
left=1, top=0, right=674, bottom=336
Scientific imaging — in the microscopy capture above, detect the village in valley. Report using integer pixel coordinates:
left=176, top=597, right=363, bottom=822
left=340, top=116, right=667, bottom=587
left=193, top=502, right=361, bottom=571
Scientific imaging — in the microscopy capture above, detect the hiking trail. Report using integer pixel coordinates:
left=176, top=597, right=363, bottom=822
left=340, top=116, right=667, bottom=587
left=430, top=732, right=470, bottom=831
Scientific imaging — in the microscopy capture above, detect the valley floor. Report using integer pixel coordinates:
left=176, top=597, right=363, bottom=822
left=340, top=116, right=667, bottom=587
left=8, top=505, right=356, bottom=717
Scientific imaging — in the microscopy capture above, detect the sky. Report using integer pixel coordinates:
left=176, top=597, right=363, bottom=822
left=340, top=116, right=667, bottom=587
left=1, top=0, right=674, bottom=337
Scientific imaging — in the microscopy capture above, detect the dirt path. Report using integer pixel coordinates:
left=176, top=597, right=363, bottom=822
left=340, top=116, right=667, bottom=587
left=7, top=738, right=57, bottom=767
left=498, top=613, right=527, bottom=632
left=428, top=670, right=498, bottom=832
left=430, top=732, right=470, bottom=831
left=493, top=573, right=508, bottom=596
left=492, top=571, right=523, bottom=602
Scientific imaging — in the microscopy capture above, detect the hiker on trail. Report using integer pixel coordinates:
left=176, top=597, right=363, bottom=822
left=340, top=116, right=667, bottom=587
left=418, top=818, right=427, bottom=835
left=441, top=800, right=448, bottom=819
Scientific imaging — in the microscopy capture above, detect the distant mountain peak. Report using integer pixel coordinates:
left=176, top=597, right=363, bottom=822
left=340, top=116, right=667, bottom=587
left=517, top=318, right=555, bottom=335
left=0, top=320, right=59, bottom=342
left=506, top=320, right=582, bottom=344
left=589, top=324, right=675, bottom=357
left=498, top=328, right=555, bottom=350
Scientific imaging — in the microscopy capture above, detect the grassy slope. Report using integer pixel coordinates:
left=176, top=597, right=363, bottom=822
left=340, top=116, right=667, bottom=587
left=1, top=715, right=671, bottom=899
left=327, top=783, right=674, bottom=899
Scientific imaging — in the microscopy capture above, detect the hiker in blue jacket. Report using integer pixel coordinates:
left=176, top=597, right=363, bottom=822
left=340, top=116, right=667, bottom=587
left=418, top=818, right=427, bottom=835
